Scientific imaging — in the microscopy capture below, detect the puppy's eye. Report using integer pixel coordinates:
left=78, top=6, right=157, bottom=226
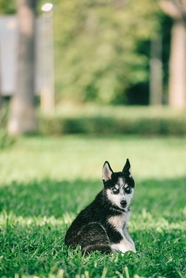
left=125, top=187, right=131, bottom=194
left=112, top=187, right=119, bottom=194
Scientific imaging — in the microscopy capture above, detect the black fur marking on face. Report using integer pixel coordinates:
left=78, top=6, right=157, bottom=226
left=112, top=187, right=120, bottom=194
left=103, top=172, right=134, bottom=191
left=124, top=186, right=132, bottom=194
left=124, top=175, right=135, bottom=189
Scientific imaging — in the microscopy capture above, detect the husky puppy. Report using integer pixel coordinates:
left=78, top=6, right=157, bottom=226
left=65, top=159, right=136, bottom=254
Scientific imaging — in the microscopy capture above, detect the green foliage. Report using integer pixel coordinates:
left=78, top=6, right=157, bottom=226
left=0, top=0, right=15, bottom=14
left=40, top=105, right=186, bottom=135
left=0, top=136, right=186, bottom=277
left=53, top=0, right=162, bottom=103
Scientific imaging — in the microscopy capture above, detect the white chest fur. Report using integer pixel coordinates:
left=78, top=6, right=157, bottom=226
left=108, top=212, right=129, bottom=236
left=108, top=212, right=136, bottom=253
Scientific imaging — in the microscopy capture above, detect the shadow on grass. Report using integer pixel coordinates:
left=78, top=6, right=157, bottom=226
left=0, top=179, right=102, bottom=218
left=0, top=177, right=185, bottom=277
left=0, top=176, right=185, bottom=218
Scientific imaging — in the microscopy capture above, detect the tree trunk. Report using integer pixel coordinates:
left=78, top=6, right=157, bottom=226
left=0, top=44, right=3, bottom=110
left=159, top=0, right=186, bottom=108
left=169, top=19, right=186, bottom=107
left=8, top=0, right=37, bottom=136
left=149, top=36, right=163, bottom=105
left=40, top=9, right=55, bottom=114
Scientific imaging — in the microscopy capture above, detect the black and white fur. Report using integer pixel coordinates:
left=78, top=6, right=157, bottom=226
left=65, top=159, right=136, bottom=254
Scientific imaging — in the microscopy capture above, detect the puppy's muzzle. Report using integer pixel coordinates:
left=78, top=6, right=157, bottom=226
left=120, top=200, right=127, bottom=208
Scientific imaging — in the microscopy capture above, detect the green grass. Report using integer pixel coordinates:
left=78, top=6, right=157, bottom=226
left=0, top=135, right=186, bottom=277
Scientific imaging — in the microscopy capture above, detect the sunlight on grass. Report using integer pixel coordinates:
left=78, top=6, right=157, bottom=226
left=0, top=136, right=186, bottom=184
left=0, top=211, right=68, bottom=227
left=1, top=209, right=185, bottom=233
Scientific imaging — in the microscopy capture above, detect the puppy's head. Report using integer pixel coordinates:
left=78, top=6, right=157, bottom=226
left=102, top=159, right=135, bottom=211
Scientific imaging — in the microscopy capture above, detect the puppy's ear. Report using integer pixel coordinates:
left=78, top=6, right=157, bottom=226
left=122, top=159, right=132, bottom=177
left=102, top=161, right=113, bottom=181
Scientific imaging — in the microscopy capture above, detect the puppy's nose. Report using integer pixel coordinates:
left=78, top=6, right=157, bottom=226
left=120, top=200, right=127, bottom=208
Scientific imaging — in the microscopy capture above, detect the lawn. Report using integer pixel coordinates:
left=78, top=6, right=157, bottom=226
left=0, top=135, right=185, bottom=277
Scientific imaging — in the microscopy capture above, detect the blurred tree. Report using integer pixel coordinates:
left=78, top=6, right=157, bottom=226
left=8, top=0, right=37, bottom=136
left=53, top=0, right=162, bottom=104
left=160, top=0, right=186, bottom=108
left=0, top=0, right=170, bottom=106
left=0, top=0, right=15, bottom=111
left=0, top=94, right=2, bottom=109
left=149, top=35, right=163, bottom=106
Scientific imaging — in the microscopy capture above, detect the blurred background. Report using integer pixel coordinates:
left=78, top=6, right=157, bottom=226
left=0, top=0, right=186, bottom=137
